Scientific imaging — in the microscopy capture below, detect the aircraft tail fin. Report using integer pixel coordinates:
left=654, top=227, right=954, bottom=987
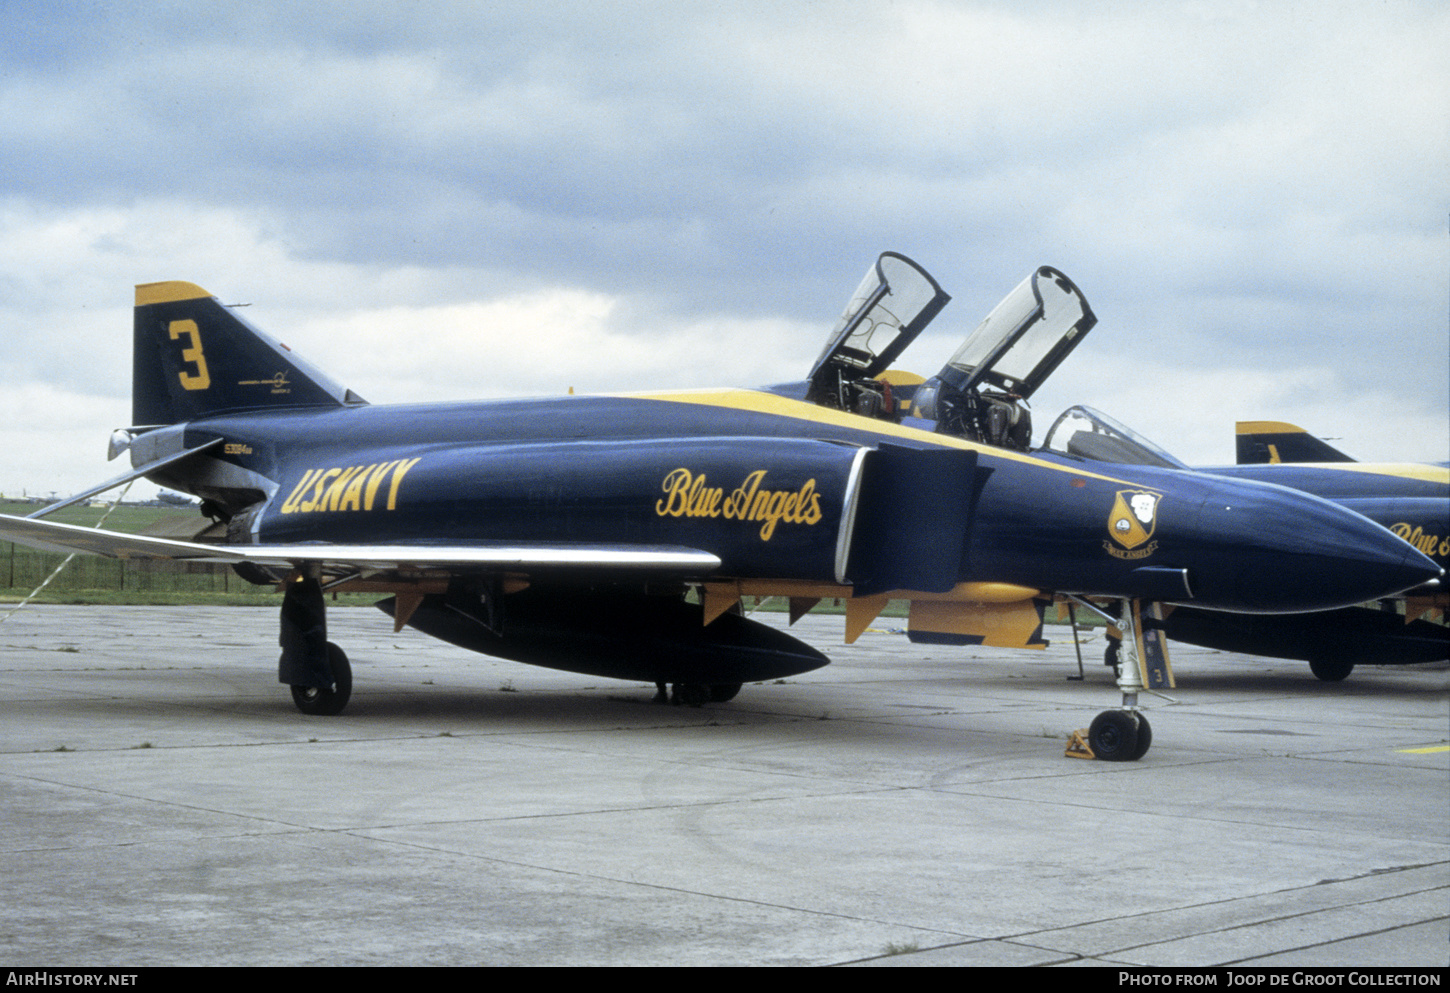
left=1235, top=421, right=1355, bottom=464
left=133, top=281, right=365, bottom=426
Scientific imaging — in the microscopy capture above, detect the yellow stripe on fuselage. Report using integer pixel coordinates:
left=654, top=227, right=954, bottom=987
left=1273, top=462, right=1450, bottom=486
left=621, top=388, right=1148, bottom=486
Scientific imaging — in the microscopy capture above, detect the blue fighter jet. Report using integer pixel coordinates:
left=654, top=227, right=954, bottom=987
left=1, top=254, right=1438, bottom=760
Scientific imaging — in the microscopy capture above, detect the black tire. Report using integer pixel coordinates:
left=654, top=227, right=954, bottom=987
left=291, top=642, right=352, bottom=716
left=673, top=683, right=709, bottom=707
left=1130, top=711, right=1152, bottom=761
left=1088, top=710, right=1141, bottom=762
left=707, top=683, right=742, bottom=703
left=1308, top=656, right=1354, bottom=682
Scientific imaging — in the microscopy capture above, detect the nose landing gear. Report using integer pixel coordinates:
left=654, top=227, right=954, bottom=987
left=1065, top=597, right=1173, bottom=761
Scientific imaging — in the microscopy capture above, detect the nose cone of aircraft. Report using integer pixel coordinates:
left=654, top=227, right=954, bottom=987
left=1186, top=479, right=1442, bottom=613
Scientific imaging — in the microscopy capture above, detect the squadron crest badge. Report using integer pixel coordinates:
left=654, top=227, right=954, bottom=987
left=1105, top=489, right=1161, bottom=559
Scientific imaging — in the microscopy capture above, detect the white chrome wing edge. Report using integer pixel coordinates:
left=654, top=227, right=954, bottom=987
left=0, top=514, right=721, bottom=573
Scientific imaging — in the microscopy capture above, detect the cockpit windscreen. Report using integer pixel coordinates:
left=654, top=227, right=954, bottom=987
left=1041, top=405, right=1189, bottom=469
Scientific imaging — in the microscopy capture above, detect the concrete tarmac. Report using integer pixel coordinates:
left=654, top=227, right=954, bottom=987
left=0, top=604, right=1445, bottom=967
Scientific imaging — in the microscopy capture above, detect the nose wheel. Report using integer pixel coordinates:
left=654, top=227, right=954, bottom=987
left=1088, top=708, right=1152, bottom=761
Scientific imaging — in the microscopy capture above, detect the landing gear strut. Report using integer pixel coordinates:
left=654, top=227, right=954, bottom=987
left=279, top=570, right=353, bottom=716
left=1067, top=596, right=1164, bottom=761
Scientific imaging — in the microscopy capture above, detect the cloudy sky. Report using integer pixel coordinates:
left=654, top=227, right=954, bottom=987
left=2, top=0, right=1446, bottom=500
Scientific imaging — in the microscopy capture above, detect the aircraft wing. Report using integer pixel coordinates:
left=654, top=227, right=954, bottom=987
left=0, top=513, right=721, bottom=574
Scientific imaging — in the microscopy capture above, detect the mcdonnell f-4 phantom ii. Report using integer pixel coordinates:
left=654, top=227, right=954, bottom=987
left=1039, top=407, right=1449, bottom=681
left=0, top=253, right=1440, bottom=760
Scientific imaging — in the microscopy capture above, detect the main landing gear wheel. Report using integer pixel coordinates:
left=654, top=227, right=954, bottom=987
left=1089, top=709, right=1151, bottom=762
left=1309, top=656, right=1355, bottom=682
left=671, top=683, right=706, bottom=707
left=291, top=642, right=352, bottom=716
left=669, top=682, right=742, bottom=706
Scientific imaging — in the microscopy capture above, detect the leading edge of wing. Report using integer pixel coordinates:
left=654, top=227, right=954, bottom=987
left=0, top=514, right=721, bottom=574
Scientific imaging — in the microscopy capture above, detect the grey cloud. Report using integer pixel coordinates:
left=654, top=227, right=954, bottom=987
left=0, top=0, right=1445, bottom=492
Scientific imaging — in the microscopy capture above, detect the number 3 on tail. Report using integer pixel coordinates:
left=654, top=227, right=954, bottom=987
left=168, top=320, right=211, bottom=391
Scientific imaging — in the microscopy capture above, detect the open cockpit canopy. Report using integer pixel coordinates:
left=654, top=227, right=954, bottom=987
left=806, top=252, right=950, bottom=409
left=935, top=266, right=1095, bottom=399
